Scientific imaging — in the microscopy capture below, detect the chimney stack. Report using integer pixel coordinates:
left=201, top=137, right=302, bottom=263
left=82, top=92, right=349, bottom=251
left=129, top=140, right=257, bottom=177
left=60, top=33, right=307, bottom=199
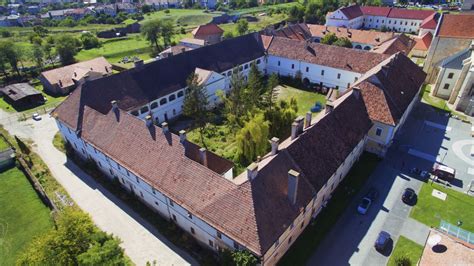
left=295, top=116, right=304, bottom=134
left=305, top=112, right=312, bottom=129
left=247, top=162, right=258, bottom=180
left=179, top=130, right=187, bottom=143
left=291, top=121, right=299, bottom=140
left=287, top=170, right=300, bottom=205
left=325, top=102, right=334, bottom=114
left=145, top=115, right=153, bottom=127
left=199, top=147, right=208, bottom=167
left=111, top=100, right=118, bottom=111
left=270, top=137, right=279, bottom=156
left=353, top=87, right=361, bottom=100
left=161, top=122, right=169, bottom=133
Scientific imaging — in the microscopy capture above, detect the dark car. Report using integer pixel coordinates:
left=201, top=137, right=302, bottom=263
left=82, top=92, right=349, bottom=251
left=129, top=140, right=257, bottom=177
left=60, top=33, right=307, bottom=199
left=366, top=187, right=379, bottom=201
left=402, top=188, right=416, bottom=204
left=374, top=231, right=391, bottom=252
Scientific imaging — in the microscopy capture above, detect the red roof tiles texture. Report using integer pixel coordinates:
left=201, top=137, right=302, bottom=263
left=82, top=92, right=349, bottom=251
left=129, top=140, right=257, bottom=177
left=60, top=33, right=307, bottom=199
left=438, top=14, right=474, bottom=39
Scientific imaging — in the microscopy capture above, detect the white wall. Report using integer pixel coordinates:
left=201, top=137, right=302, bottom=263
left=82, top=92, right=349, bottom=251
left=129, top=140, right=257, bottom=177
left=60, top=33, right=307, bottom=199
left=434, top=68, right=462, bottom=99
left=265, top=55, right=362, bottom=91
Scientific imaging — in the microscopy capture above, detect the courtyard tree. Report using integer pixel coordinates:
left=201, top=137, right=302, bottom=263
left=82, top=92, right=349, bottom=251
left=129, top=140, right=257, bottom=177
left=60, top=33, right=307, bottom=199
left=80, top=32, right=100, bottom=50
left=320, top=32, right=338, bottom=45
left=265, top=99, right=298, bottom=139
left=183, top=73, right=211, bottom=147
left=236, top=113, right=269, bottom=164
left=262, top=73, right=279, bottom=111
left=246, top=62, right=264, bottom=109
left=55, top=35, right=81, bottom=65
left=32, top=44, right=44, bottom=69
left=236, top=18, right=249, bottom=36
left=232, top=250, right=258, bottom=266
left=333, top=37, right=352, bottom=48
left=43, top=36, right=56, bottom=67
left=220, top=70, right=249, bottom=131
left=142, top=18, right=163, bottom=52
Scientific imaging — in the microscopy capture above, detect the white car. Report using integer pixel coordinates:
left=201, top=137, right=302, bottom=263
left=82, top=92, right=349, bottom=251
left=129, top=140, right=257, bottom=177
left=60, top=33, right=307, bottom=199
left=32, top=113, right=42, bottom=121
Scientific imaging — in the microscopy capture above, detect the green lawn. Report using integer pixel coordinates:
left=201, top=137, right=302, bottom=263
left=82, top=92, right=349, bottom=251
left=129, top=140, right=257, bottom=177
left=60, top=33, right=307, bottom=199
left=228, top=2, right=300, bottom=15
left=219, top=13, right=288, bottom=36
left=279, top=153, right=381, bottom=266
left=0, top=136, right=10, bottom=150
left=410, top=182, right=474, bottom=231
left=276, top=85, right=326, bottom=116
left=142, top=9, right=221, bottom=30
left=0, top=167, right=54, bottom=266
left=388, top=236, right=424, bottom=266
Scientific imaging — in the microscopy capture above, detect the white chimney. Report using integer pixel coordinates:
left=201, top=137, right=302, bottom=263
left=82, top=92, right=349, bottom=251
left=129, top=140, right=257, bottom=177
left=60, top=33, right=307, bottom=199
left=161, top=122, right=169, bottom=133
left=111, top=100, right=118, bottom=111
left=270, top=137, right=279, bottom=156
left=145, top=115, right=153, bottom=127
left=179, top=130, right=187, bottom=143
left=247, top=162, right=258, bottom=180
left=325, top=102, right=334, bottom=114
left=291, top=121, right=299, bottom=141
left=295, top=116, right=304, bottom=134
left=199, top=147, right=208, bottom=167
left=288, top=169, right=300, bottom=205
left=305, top=112, right=312, bottom=129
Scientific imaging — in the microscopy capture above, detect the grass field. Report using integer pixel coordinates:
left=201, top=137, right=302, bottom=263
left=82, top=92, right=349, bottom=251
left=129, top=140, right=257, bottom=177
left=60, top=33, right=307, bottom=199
left=388, top=236, right=423, bottom=266
left=279, top=153, right=381, bottom=265
left=411, top=182, right=474, bottom=231
left=219, top=13, right=288, bottom=35
left=0, top=167, right=54, bottom=266
left=0, top=136, right=10, bottom=150
left=276, top=85, right=326, bottom=116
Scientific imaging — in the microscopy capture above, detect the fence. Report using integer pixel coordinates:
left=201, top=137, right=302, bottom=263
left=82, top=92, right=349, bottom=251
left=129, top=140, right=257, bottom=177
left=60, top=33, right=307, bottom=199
left=439, top=220, right=474, bottom=244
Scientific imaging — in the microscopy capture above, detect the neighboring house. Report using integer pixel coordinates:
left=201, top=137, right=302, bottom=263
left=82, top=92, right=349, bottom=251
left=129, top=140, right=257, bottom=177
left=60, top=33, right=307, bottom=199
left=432, top=41, right=474, bottom=115
left=424, top=13, right=474, bottom=83
left=52, top=33, right=424, bottom=265
left=370, top=33, right=415, bottom=55
left=65, top=8, right=93, bottom=20
left=461, top=0, right=474, bottom=11
left=411, top=31, right=433, bottom=58
left=158, top=45, right=194, bottom=59
left=198, top=0, right=217, bottom=9
left=418, top=12, right=439, bottom=37
left=27, top=5, right=40, bottom=14
left=325, top=4, right=435, bottom=34
left=192, top=23, right=224, bottom=45
left=96, top=22, right=140, bottom=38
left=115, top=3, right=137, bottom=14
left=94, top=4, right=116, bottom=17
left=0, top=83, right=44, bottom=109
left=144, top=0, right=179, bottom=8
left=40, top=57, right=112, bottom=95
left=40, top=9, right=74, bottom=20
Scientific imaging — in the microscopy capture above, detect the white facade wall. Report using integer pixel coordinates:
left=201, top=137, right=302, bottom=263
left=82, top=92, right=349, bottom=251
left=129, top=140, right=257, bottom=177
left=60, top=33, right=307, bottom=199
left=266, top=55, right=361, bottom=91
left=262, top=134, right=367, bottom=266
left=326, top=11, right=363, bottom=28
left=130, top=57, right=266, bottom=124
left=434, top=67, right=462, bottom=99
left=56, top=120, right=246, bottom=254
left=383, top=18, right=422, bottom=33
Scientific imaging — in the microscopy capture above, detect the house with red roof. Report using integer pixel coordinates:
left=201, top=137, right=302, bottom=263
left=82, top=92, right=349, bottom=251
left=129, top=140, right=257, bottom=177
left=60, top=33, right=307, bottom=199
left=326, top=4, right=435, bottom=34
left=192, top=23, right=224, bottom=45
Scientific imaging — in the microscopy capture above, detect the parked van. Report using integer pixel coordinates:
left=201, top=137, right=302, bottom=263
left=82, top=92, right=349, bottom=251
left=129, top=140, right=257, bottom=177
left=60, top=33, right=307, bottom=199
left=432, top=164, right=456, bottom=181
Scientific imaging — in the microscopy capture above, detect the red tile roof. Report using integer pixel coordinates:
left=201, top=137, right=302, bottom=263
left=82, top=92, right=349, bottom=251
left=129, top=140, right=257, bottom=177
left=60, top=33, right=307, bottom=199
left=307, top=24, right=396, bottom=46
left=339, top=4, right=364, bottom=20
left=438, top=14, right=474, bottom=39
left=386, top=8, right=434, bottom=20
left=361, top=6, right=391, bottom=17
left=192, top=23, right=224, bottom=37
left=371, top=34, right=415, bottom=55
left=420, top=12, right=438, bottom=29
left=413, top=32, right=433, bottom=51
left=266, top=36, right=390, bottom=73
left=348, top=53, right=426, bottom=125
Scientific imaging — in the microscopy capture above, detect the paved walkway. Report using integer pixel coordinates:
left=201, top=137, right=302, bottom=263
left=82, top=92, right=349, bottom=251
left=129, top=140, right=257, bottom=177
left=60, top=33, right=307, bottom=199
left=0, top=112, right=196, bottom=266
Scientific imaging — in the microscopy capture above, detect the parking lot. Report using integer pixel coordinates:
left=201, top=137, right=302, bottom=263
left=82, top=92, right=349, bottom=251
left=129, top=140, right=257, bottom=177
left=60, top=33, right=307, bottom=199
left=307, top=102, right=473, bottom=266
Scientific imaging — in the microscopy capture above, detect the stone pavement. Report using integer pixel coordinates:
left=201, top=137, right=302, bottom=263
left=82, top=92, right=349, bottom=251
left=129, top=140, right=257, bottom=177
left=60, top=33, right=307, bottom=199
left=0, top=111, right=197, bottom=266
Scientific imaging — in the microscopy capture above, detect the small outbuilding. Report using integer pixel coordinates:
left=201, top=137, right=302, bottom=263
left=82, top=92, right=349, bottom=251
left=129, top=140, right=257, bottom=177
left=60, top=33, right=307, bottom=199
left=0, top=83, right=44, bottom=109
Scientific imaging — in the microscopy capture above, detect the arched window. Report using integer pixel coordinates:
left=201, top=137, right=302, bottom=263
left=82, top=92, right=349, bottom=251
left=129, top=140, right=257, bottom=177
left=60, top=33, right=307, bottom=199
left=150, top=102, right=158, bottom=109
left=169, top=94, right=176, bottom=102
left=177, top=91, right=184, bottom=98
left=131, top=110, right=139, bottom=116
left=160, top=98, right=167, bottom=105
left=364, top=46, right=371, bottom=51
left=140, top=106, right=149, bottom=114
left=355, top=45, right=362, bottom=49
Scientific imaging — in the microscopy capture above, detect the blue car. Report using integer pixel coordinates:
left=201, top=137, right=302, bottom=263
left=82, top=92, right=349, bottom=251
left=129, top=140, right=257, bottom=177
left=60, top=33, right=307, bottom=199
left=374, top=231, right=391, bottom=252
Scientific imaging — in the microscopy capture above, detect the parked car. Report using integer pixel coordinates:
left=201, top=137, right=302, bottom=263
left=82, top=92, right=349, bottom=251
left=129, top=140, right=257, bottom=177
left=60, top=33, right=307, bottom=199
left=402, top=188, right=416, bottom=205
left=32, top=113, right=42, bottom=121
left=357, top=197, right=372, bottom=215
left=374, top=231, right=391, bottom=252
left=432, top=164, right=456, bottom=181
left=366, top=187, right=379, bottom=201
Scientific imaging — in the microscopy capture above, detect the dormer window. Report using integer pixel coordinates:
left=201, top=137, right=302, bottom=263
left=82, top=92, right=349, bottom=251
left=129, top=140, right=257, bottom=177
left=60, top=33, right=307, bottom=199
left=140, top=106, right=149, bottom=114
left=169, top=94, right=176, bottom=102
left=151, top=102, right=158, bottom=109
left=177, top=91, right=184, bottom=98
left=160, top=98, right=167, bottom=105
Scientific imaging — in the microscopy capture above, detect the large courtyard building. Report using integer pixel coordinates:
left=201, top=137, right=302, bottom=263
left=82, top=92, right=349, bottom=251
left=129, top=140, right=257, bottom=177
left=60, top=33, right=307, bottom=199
left=52, top=33, right=425, bottom=265
left=325, top=4, right=436, bottom=35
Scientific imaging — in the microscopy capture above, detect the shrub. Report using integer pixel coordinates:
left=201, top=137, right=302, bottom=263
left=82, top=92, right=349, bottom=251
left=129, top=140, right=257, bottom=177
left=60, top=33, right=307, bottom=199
left=395, top=256, right=412, bottom=266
